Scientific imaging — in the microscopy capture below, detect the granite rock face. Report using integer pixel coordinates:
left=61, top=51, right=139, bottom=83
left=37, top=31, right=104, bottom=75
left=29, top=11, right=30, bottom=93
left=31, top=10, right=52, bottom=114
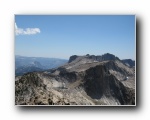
left=83, top=65, right=135, bottom=105
left=15, top=53, right=135, bottom=105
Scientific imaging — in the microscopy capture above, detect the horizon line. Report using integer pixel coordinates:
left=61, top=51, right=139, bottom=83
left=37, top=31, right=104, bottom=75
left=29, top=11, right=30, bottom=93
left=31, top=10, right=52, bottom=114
left=15, top=53, right=135, bottom=61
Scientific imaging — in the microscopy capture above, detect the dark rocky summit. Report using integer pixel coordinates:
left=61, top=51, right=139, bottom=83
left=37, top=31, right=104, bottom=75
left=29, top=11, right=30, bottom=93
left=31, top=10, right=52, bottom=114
left=68, top=53, right=120, bottom=63
left=15, top=53, right=135, bottom=105
left=68, top=55, right=78, bottom=63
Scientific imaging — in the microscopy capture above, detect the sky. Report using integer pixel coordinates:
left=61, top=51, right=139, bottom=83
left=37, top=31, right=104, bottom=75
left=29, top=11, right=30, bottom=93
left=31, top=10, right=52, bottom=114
left=15, top=15, right=135, bottom=60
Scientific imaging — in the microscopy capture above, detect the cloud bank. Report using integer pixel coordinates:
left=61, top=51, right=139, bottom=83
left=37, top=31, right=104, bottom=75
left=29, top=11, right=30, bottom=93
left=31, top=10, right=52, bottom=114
left=15, top=23, right=41, bottom=35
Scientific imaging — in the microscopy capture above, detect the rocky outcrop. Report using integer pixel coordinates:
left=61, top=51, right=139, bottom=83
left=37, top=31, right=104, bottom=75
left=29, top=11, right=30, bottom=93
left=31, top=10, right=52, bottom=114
left=15, top=73, right=71, bottom=105
left=68, top=55, right=78, bottom=63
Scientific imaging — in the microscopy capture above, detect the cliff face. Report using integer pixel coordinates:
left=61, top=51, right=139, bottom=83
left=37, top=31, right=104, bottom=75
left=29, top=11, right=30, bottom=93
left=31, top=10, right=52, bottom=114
left=83, top=65, right=135, bottom=105
left=15, top=54, right=135, bottom=105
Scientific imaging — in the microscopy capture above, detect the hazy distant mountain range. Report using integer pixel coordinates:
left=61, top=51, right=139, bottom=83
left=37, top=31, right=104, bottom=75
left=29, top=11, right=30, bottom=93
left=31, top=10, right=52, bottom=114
left=15, top=55, right=68, bottom=76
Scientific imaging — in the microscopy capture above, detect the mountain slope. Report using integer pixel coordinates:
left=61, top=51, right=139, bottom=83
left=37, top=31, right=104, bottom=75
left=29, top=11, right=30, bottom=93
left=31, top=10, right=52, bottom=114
left=122, top=59, right=135, bottom=67
left=15, top=54, right=135, bottom=105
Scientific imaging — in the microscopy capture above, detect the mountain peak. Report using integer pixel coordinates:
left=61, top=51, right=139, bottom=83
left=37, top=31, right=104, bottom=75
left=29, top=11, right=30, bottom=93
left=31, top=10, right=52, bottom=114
left=68, top=53, right=120, bottom=63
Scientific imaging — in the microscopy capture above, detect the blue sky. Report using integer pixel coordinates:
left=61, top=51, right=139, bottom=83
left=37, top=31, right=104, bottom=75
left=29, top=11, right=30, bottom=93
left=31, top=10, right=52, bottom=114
left=15, top=15, right=135, bottom=60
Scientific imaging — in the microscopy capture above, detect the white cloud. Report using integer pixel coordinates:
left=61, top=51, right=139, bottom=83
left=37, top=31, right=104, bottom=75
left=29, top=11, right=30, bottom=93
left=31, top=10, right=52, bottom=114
left=15, top=22, right=41, bottom=35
